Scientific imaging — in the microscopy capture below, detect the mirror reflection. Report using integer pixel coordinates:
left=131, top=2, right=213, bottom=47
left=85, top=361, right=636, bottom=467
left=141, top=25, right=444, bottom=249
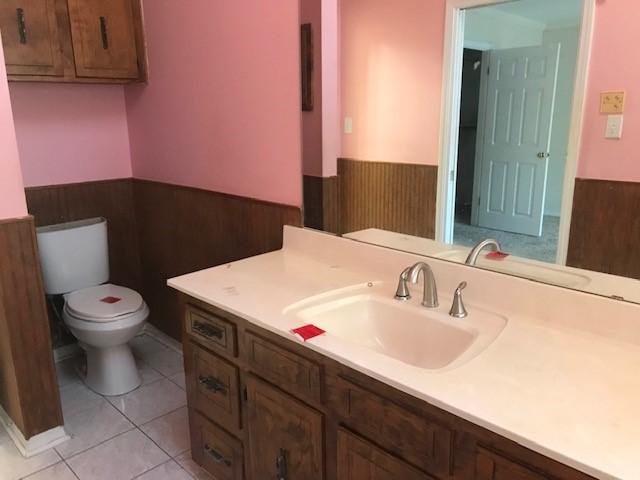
left=301, top=0, right=640, bottom=303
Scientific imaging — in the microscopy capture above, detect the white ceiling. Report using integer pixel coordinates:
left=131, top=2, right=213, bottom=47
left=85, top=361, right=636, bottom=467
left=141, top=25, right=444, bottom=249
left=488, top=0, right=583, bottom=27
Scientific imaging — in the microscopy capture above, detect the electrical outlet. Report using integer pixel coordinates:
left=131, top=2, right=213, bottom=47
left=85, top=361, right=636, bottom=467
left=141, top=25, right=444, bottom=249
left=605, top=114, right=624, bottom=139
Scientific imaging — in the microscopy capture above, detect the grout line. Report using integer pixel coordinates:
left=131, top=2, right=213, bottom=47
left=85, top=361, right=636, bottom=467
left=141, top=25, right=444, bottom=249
left=62, top=425, right=137, bottom=462
left=61, top=458, right=80, bottom=480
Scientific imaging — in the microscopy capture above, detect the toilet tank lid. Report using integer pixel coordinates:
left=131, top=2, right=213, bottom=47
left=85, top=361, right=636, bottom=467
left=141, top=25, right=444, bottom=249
left=66, top=284, right=144, bottom=321
left=36, top=217, right=106, bottom=234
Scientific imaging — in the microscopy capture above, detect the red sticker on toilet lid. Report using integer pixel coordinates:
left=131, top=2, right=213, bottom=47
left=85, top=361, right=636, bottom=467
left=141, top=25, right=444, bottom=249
left=100, top=296, right=122, bottom=304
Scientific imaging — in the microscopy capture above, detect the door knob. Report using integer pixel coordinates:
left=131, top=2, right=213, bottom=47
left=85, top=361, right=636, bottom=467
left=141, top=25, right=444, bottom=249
left=537, top=152, right=550, bottom=159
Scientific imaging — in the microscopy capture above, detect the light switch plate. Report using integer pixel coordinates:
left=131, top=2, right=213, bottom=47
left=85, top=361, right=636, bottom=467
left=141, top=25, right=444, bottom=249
left=600, top=91, right=625, bottom=114
left=605, top=114, right=624, bottom=139
left=344, top=117, right=353, bottom=134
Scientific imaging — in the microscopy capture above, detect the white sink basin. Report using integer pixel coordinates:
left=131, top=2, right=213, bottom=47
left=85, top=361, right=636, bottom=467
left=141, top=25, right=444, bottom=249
left=284, top=283, right=507, bottom=371
left=435, top=250, right=591, bottom=289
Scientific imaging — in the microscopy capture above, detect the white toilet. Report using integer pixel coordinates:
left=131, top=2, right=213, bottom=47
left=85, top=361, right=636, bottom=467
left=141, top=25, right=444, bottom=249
left=36, top=217, right=149, bottom=396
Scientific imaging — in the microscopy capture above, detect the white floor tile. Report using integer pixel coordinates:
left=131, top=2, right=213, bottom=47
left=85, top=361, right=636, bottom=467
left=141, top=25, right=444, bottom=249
left=135, top=460, right=192, bottom=480
left=140, top=407, right=190, bottom=457
left=168, top=372, right=186, bottom=390
left=138, top=360, right=164, bottom=386
left=23, top=461, right=78, bottom=480
left=174, top=451, right=213, bottom=480
left=59, top=381, right=102, bottom=416
left=0, top=430, right=61, bottom=480
left=107, top=379, right=187, bottom=425
left=55, top=358, right=82, bottom=388
left=56, top=398, right=134, bottom=459
left=144, top=349, right=184, bottom=378
left=130, top=335, right=169, bottom=360
left=67, top=429, right=168, bottom=480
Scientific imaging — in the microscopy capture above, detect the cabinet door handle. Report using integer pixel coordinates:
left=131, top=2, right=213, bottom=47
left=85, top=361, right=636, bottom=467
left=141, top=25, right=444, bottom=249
left=198, top=375, right=227, bottom=395
left=276, top=448, right=288, bottom=480
left=204, top=444, right=231, bottom=466
left=99, top=16, right=109, bottom=49
left=193, top=321, right=224, bottom=340
left=16, top=8, right=27, bottom=44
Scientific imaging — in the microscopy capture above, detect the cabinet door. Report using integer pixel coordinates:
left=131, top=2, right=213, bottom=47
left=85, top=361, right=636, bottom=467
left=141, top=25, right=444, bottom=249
left=0, top=0, right=63, bottom=76
left=246, top=376, right=323, bottom=480
left=66, top=0, right=139, bottom=79
left=475, top=448, right=549, bottom=480
left=337, top=428, right=434, bottom=480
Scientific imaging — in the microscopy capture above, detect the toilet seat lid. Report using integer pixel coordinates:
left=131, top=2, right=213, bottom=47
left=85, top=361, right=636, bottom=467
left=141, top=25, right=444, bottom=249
left=66, top=284, right=144, bottom=322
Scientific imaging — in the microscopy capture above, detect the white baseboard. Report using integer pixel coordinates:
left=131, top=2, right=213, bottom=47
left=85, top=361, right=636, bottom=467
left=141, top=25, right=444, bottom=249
left=0, top=406, right=69, bottom=458
left=143, top=323, right=183, bottom=354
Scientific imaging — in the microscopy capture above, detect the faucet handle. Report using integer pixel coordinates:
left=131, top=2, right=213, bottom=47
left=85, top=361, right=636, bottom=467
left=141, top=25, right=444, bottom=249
left=449, top=282, right=468, bottom=318
left=394, top=267, right=412, bottom=301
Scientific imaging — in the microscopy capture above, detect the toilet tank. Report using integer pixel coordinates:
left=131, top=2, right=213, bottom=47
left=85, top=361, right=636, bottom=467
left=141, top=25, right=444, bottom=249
left=36, top=217, right=110, bottom=295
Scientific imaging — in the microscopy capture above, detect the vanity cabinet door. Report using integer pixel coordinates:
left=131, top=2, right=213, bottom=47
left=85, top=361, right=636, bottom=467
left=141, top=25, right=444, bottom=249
left=66, top=0, right=139, bottom=79
left=0, top=0, right=63, bottom=76
left=337, top=428, right=435, bottom=480
left=475, top=448, right=549, bottom=480
left=246, top=376, right=324, bottom=480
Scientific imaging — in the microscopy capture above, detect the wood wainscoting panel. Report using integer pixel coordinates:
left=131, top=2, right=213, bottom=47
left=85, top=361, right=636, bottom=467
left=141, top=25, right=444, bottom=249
left=133, top=180, right=302, bottom=340
left=338, top=158, right=438, bottom=238
left=0, top=216, right=63, bottom=438
left=303, top=175, right=339, bottom=234
left=25, top=179, right=142, bottom=291
left=568, top=178, right=640, bottom=281
left=567, top=178, right=640, bottom=279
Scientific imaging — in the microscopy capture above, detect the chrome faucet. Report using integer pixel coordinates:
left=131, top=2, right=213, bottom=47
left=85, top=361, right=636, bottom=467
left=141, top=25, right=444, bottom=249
left=465, top=239, right=502, bottom=265
left=394, top=262, right=438, bottom=308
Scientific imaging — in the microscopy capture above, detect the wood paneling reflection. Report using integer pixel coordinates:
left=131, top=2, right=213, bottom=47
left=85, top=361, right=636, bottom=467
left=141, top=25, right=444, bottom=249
left=0, top=216, right=63, bottom=438
left=25, top=179, right=142, bottom=291
left=568, top=178, right=640, bottom=281
left=338, top=158, right=438, bottom=238
left=133, top=180, right=301, bottom=340
left=303, top=175, right=339, bottom=234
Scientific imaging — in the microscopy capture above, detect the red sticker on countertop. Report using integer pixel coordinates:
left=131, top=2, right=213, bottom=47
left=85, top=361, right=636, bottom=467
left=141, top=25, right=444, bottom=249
left=291, top=324, right=326, bottom=342
left=486, top=251, right=510, bottom=260
left=100, top=296, right=122, bottom=304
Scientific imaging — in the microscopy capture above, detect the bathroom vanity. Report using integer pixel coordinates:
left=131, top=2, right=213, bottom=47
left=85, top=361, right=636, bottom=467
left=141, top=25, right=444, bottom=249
left=169, top=227, right=640, bottom=480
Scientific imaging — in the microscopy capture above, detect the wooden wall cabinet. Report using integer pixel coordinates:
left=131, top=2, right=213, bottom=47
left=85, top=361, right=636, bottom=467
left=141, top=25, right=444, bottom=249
left=1, top=0, right=146, bottom=83
left=180, top=294, right=596, bottom=480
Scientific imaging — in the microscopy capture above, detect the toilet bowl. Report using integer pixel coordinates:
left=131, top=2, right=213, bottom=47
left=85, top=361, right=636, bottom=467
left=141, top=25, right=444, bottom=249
left=36, top=218, right=150, bottom=397
left=63, top=284, right=149, bottom=396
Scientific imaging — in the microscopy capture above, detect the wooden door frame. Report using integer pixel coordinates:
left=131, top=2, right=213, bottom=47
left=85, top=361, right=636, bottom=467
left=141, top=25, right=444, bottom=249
left=435, top=0, right=596, bottom=265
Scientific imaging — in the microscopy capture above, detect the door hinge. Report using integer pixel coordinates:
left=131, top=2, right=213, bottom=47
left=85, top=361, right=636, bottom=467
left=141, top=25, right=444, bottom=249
left=487, top=66, right=490, bottom=76
left=243, top=386, right=248, bottom=402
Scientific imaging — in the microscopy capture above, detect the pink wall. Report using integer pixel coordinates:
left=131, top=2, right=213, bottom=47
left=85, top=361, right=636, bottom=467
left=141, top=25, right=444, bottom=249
left=125, top=0, right=302, bottom=206
left=9, top=84, right=132, bottom=188
left=578, top=0, right=640, bottom=182
left=301, top=0, right=323, bottom=177
left=340, top=0, right=445, bottom=166
left=0, top=40, right=27, bottom=219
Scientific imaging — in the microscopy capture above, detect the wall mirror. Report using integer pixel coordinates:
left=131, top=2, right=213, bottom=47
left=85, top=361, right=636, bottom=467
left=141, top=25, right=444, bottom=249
left=300, top=0, right=640, bottom=304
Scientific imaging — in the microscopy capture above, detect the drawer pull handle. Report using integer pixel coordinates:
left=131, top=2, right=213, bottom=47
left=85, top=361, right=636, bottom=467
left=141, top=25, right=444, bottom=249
left=198, top=375, right=227, bottom=395
left=16, top=8, right=27, bottom=44
left=193, top=320, right=224, bottom=340
left=99, top=16, right=109, bottom=49
left=204, top=444, right=231, bottom=466
left=276, top=448, right=288, bottom=480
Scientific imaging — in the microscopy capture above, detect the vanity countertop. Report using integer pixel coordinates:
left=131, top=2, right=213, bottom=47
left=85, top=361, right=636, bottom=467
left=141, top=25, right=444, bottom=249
left=168, top=227, right=640, bottom=480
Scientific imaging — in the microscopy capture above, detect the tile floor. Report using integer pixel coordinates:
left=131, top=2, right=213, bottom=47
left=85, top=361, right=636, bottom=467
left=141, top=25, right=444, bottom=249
left=0, top=334, right=214, bottom=480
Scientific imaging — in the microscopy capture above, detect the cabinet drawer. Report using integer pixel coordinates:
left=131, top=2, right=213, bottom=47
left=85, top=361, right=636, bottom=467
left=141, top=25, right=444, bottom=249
left=244, top=332, right=321, bottom=402
left=338, top=428, right=435, bottom=480
left=190, top=410, right=244, bottom=480
left=189, top=344, right=241, bottom=432
left=186, top=304, right=237, bottom=357
left=329, top=376, right=452, bottom=478
left=475, top=447, right=549, bottom=480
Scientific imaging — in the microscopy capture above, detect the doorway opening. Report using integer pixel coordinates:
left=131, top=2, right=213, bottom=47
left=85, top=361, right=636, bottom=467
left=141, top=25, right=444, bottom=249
left=438, top=0, right=593, bottom=264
